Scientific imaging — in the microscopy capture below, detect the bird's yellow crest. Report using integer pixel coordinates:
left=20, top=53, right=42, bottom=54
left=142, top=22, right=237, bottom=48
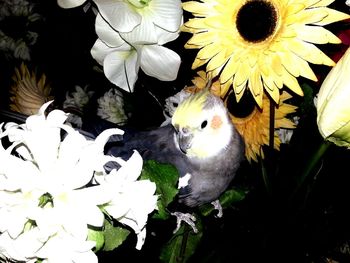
left=172, top=88, right=209, bottom=126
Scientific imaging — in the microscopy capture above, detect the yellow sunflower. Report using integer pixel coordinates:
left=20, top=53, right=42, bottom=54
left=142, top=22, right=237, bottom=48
left=186, top=71, right=297, bottom=162
left=182, top=0, right=350, bottom=107
left=10, top=63, right=53, bottom=115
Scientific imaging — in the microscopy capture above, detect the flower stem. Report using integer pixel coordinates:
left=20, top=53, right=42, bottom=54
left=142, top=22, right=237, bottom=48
left=290, top=140, right=331, bottom=199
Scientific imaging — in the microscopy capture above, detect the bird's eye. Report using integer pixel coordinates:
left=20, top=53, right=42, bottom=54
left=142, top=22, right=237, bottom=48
left=201, top=120, right=208, bottom=129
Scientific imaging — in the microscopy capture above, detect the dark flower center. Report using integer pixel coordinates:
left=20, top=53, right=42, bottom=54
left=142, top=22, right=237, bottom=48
left=226, top=91, right=257, bottom=118
left=236, top=0, right=277, bottom=43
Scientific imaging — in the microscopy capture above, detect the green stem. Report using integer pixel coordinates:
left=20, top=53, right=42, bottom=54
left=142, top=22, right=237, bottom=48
left=290, top=140, right=331, bottom=199
left=259, top=153, right=272, bottom=195
left=178, top=225, right=190, bottom=263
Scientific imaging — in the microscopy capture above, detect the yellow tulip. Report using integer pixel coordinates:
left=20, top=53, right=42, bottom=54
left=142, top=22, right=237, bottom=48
left=317, top=47, right=350, bottom=147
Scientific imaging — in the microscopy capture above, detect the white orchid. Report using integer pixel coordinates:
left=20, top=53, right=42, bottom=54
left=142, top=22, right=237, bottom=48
left=91, top=14, right=181, bottom=92
left=0, top=101, right=157, bottom=262
left=95, top=0, right=182, bottom=36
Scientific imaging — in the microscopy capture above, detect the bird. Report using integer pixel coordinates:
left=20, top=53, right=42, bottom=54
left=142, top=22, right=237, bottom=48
left=84, top=86, right=245, bottom=232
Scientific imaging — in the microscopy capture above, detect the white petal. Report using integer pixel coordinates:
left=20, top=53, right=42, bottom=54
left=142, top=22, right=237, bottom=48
left=57, top=0, right=86, bottom=8
left=115, top=150, right=143, bottom=182
left=91, top=39, right=112, bottom=65
left=58, top=130, right=88, bottom=169
left=156, top=26, right=181, bottom=46
left=94, top=128, right=124, bottom=151
left=120, top=16, right=158, bottom=44
left=150, top=0, right=183, bottom=32
left=103, top=49, right=139, bottom=92
left=140, top=45, right=180, bottom=81
left=94, top=0, right=141, bottom=32
left=135, top=228, right=146, bottom=250
left=95, top=14, right=127, bottom=47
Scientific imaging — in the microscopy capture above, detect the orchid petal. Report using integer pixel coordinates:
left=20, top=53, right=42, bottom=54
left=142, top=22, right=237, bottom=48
left=140, top=45, right=180, bottom=81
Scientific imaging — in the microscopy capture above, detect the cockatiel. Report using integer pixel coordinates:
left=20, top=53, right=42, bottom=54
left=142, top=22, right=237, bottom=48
left=98, top=87, right=245, bottom=228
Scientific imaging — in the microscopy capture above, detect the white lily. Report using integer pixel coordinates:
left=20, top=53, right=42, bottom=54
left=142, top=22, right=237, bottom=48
left=91, top=14, right=181, bottom=92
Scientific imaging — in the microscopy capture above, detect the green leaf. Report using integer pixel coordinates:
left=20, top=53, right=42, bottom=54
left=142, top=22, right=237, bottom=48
left=87, top=227, right=104, bottom=252
left=300, top=82, right=315, bottom=115
left=199, top=188, right=248, bottom=217
left=102, top=220, right=130, bottom=251
left=141, top=160, right=179, bottom=220
left=160, top=218, right=203, bottom=263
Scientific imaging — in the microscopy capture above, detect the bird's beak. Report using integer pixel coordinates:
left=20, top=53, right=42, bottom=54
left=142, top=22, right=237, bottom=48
left=177, top=129, right=194, bottom=154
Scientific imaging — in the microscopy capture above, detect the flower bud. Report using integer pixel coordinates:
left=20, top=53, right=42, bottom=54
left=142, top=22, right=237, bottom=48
left=317, top=47, right=350, bottom=147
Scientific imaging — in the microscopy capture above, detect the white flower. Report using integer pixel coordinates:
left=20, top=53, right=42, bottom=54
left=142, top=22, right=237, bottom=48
left=95, top=151, right=158, bottom=250
left=91, top=14, right=181, bottom=92
left=95, top=0, right=183, bottom=36
left=0, top=102, right=125, bottom=262
left=97, top=88, right=128, bottom=124
left=0, top=228, right=46, bottom=262
left=57, top=0, right=87, bottom=8
left=35, top=229, right=98, bottom=263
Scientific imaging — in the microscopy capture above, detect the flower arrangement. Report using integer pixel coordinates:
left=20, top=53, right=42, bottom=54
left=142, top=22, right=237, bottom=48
left=1, top=0, right=350, bottom=262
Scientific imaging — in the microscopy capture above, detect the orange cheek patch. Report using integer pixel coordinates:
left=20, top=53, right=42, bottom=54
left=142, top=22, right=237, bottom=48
left=211, top=115, right=223, bottom=130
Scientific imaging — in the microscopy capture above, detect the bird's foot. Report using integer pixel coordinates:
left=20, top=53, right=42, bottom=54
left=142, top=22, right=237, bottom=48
left=211, top=199, right=223, bottom=218
left=171, top=212, right=198, bottom=234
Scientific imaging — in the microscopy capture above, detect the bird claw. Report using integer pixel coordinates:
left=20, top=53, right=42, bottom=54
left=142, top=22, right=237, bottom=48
left=211, top=199, right=223, bottom=218
left=171, top=212, right=198, bottom=234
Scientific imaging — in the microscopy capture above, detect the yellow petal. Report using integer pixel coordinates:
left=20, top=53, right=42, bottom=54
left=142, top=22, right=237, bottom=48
left=263, top=83, right=280, bottom=105
left=233, top=60, right=251, bottom=86
left=192, top=57, right=209, bottom=69
left=221, top=57, right=240, bottom=83
left=249, top=68, right=263, bottom=98
left=297, top=25, right=341, bottom=44
left=197, top=43, right=220, bottom=59
left=182, top=1, right=211, bottom=14
left=220, top=79, right=233, bottom=97
left=281, top=68, right=304, bottom=97
left=288, top=39, right=335, bottom=66
left=207, top=50, right=228, bottom=71
left=183, top=18, right=207, bottom=30
left=312, top=8, right=350, bottom=26
left=285, top=8, right=327, bottom=25
left=187, top=31, right=217, bottom=46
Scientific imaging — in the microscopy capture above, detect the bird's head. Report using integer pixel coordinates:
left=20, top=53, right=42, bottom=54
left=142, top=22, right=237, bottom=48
left=171, top=89, right=233, bottom=159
